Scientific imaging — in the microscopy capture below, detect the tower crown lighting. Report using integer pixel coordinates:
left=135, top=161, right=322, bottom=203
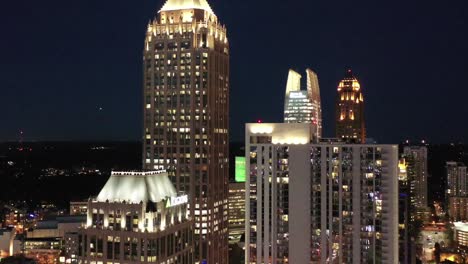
left=160, top=0, right=214, bottom=14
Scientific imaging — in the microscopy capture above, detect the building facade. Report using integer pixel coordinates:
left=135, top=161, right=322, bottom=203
left=78, top=171, right=194, bottom=264
left=403, top=146, right=429, bottom=220
left=335, top=69, right=365, bottom=143
left=449, top=197, right=468, bottom=222
left=454, top=222, right=468, bottom=247
left=142, top=0, right=229, bottom=262
left=283, top=69, right=322, bottom=140
left=398, top=159, right=416, bottom=264
left=446, top=162, right=468, bottom=221
left=446, top=162, right=468, bottom=197
left=245, top=123, right=398, bottom=264
left=228, top=182, right=245, bottom=243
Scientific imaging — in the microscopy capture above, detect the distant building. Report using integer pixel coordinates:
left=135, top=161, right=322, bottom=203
left=449, top=197, right=468, bottom=221
left=446, top=162, right=468, bottom=197
left=404, top=146, right=429, bottom=221
left=24, top=237, right=61, bottom=264
left=335, top=69, right=366, bottom=143
left=446, top=162, right=468, bottom=221
left=27, top=216, right=85, bottom=239
left=228, top=182, right=245, bottom=244
left=142, top=0, right=230, bottom=262
left=283, top=69, right=322, bottom=140
left=245, top=123, right=398, bottom=264
left=235, top=157, right=246, bottom=183
left=25, top=215, right=85, bottom=264
left=78, top=171, right=194, bottom=264
left=3, top=210, right=24, bottom=232
left=69, top=202, right=88, bottom=216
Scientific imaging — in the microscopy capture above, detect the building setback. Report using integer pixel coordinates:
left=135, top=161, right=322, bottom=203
left=142, top=0, right=229, bottom=262
left=78, top=171, right=194, bottom=264
left=245, top=123, right=398, bottom=264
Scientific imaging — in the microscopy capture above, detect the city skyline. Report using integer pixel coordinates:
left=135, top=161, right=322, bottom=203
left=1, top=0, right=467, bottom=144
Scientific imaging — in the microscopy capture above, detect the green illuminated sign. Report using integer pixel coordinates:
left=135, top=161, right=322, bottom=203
left=235, top=157, right=246, bottom=182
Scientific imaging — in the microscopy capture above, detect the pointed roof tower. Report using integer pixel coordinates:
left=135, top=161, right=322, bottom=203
left=285, top=69, right=302, bottom=96
left=159, top=0, right=214, bottom=14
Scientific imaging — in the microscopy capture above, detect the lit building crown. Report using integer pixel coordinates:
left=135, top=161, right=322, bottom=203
left=96, top=170, right=176, bottom=204
left=335, top=69, right=366, bottom=143
left=160, top=0, right=214, bottom=15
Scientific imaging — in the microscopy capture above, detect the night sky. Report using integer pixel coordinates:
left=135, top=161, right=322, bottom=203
left=1, top=0, right=467, bottom=143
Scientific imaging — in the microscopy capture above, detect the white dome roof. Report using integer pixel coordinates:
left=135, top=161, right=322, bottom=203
left=96, top=171, right=176, bottom=203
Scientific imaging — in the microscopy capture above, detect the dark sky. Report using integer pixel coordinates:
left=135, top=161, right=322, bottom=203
left=1, top=0, right=467, bottom=143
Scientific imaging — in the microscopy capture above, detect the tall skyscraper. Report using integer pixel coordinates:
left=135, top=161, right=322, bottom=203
left=335, top=69, right=366, bottom=143
left=142, top=0, right=229, bottom=262
left=403, top=146, right=429, bottom=220
left=283, top=69, right=322, bottom=140
left=245, top=123, right=398, bottom=264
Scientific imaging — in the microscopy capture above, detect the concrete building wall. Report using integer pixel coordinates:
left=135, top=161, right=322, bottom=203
left=288, top=145, right=311, bottom=263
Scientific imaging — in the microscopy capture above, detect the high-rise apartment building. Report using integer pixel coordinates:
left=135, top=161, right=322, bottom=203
left=283, top=69, right=322, bottom=140
left=335, top=69, right=366, bottom=143
left=78, top=171, right=194, bottom=264
left=446, top=162, right=468, bottom=221
left=142, top=0, right=229, bottom=262
left=245, top=123, right=398, bottom=264
left=403, top=146, right=429, bottom=220
left=446, top=161, right=468, bottom=197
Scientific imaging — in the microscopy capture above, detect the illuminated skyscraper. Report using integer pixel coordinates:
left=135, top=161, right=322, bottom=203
left=245, top=123, right=398, bottom=264
left=283, top=69, right=322, bottom=140
left=335, top=69, right=365, bottom=143
left=404, top=146, right=429, bottom=220
left=142, top=0, right=229, bottom=263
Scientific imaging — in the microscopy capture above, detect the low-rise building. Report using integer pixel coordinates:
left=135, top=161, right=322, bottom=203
left=78, top=170, right=194, bottom=264
left=24, top=215, right=85, bottom=264
left=454, top=222, right=468, bottom=247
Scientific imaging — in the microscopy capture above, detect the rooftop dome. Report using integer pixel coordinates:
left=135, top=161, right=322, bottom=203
left=96, top=171, right=176, bottom=204
left=159, top=0, right=214, bottom=14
